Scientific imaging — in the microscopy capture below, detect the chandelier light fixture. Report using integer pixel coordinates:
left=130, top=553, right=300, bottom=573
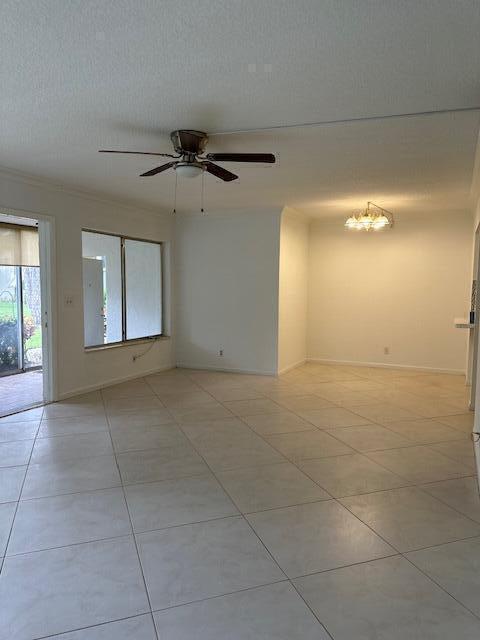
left=345, top=202, right=394, bottom=231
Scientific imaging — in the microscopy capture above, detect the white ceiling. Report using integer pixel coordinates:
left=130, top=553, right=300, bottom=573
left=1, top=0, right=480, bottom=218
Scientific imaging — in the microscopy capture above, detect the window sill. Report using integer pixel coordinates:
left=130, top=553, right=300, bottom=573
left=84, top=335, right=170, bottom=353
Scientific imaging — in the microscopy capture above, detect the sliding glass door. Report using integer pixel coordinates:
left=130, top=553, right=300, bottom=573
left=0, top=265, right=21, bottom=374
left=22, top=266, right=42, bottom=369
left=0, top=265, right=42, bottom=376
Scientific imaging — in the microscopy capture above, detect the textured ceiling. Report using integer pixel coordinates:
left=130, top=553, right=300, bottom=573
left=1, top=0, right=480, bottom=217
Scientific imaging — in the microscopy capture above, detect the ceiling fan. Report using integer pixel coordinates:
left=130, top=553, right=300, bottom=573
left=99, top=129, right=275, bottom=182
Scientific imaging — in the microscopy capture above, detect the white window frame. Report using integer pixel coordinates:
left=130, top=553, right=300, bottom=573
left=82, top=229, right=164, bottom=349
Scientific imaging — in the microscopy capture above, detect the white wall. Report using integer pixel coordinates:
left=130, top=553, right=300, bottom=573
left=175, top=210, right=281, bottom=375
left=278, top=207, right=309, bottom=373
left=0, top=169, right=174, bottom=399
left=307, top=210, right=472, bottom=373
left=175, top=205, right=472, bottom=378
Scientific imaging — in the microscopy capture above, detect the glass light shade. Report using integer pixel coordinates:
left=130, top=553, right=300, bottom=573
left=372, top=214, right=390, bottom=230
left=344, top=216, right=358, bottom=229
left=345, top=208, right=392, bottom=231
left=357, top=213, right=374, bottom=229
left=175, top=163, right=204, bottom=178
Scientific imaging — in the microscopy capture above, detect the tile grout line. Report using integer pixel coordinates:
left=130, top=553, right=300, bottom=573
left=24, top=612, right=157, bottom=640
left=177, top=370, right=480, bottom=544
left=150, top=578, right=290, bottom=614
left=192, top=376, right=473, bottom=485
left=235, top=404, right=454, bottom=501
left=0, top=400, right=44, bottom=422
left=413, top=480, right=480, bottom=526
left=100, top=382, right=161, bottom=640
left=146, top=374, right=340, bottom=636
left=144, top=371, right=304, bottom=628
left=288, top=375, right=480, bottom=524
left=10, top=427, right=470, bottom=470
left=358, top=433, right=476, bottom=472
left=10, top=496, right=480, bottom=564
left=191, top=371, right=480, bottom=626
left=337, top=495, right=480, bottom=622
left=1, top=405, right=44, bottom=572
left=158, top=375, right=342, bottom=640
left=402, top=549, right=480, bottom=623
left=287, top=580, right=336, bottom=640
left=313, top=427, right=475, bottom=495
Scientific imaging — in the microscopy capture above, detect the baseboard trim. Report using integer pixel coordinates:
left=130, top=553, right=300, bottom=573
left=278, top=359, right=307, bottom=375
left=56, top=357, right=465, bottom=401
left=306, top=358, right=465, bottom=376
left=57, top=364, right=176, bottom=400
left=176, top=362, right=276, bottom=376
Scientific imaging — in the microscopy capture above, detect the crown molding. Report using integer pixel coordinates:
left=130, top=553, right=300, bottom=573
left=0, top=165, right=170, bottom=217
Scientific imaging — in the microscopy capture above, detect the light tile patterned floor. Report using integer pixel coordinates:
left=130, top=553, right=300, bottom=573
left=0, top=363, right=479, bottom=639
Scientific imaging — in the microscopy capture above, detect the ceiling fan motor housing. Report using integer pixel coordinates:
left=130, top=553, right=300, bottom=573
left=170, top=130, right=208, bottom=158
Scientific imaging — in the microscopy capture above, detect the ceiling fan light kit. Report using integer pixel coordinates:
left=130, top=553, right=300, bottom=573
left=174, top=162, right=204, bottom=178
left=99, top=129, right=276, bottom=182
left=345, top=202, right=394, bottom=231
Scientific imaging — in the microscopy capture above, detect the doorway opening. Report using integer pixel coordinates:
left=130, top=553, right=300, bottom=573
left=0, top=212, right=50, bottom=416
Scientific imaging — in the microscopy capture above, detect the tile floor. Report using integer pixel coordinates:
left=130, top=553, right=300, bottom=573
left=0, top=363, right=479, bottom=639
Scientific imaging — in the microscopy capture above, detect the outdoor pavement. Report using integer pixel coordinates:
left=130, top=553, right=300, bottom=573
left=0, top=370, right=43, bottom=417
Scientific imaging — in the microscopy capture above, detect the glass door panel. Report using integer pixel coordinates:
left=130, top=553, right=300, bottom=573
left=0, top=265, right=21, bottom=374
left=22, top=266, right=42, bottom=369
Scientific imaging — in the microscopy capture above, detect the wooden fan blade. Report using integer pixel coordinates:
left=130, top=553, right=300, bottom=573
left=140, top=161, right=177, bottom=177
left=203, top=161, right=238, bottom=182
left=99, top=150, right=176, bottom=157
left=205, top=153, right=275, bottom=163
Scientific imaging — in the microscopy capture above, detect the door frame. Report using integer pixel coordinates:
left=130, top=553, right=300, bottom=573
left=0, top=207, right=57, bottom=404
left=470, top=225, right=479, bottom=407
left=472, top=222, right=480, bottom=479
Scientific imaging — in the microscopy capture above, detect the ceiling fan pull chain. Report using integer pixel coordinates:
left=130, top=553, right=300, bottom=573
left=172, top=171, right=178, bottom=215
left=201, top=170, right=206, bottom=215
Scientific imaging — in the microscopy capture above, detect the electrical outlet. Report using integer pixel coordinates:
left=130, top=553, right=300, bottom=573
left=384, top=346, right=390, bottom=355
left=219, top=349, right=224, bottom=357
left=64, top=294, right=74, bottom=308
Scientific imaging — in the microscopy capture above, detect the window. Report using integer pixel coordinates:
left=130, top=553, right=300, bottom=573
left=124, top=239, right=162, bottom=339
left=82, top=232, right=122, bottom=346
left=82, top=231, right=163, bottom=348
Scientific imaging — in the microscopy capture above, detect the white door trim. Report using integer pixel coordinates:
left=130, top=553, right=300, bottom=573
left=471, top=222, right=480, bottom=480
left=0, top=206, right=57, bottom=403
left=38, top=218, right=57, bottom=402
